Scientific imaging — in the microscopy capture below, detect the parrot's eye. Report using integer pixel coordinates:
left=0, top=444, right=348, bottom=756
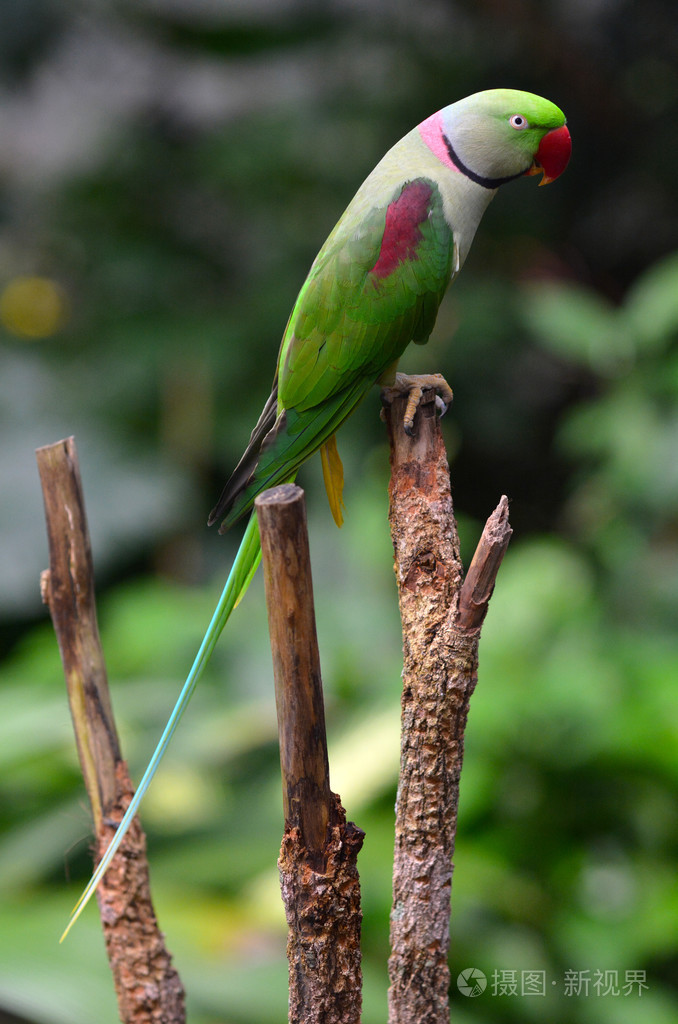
left=509, top=114, right=529, bottom=130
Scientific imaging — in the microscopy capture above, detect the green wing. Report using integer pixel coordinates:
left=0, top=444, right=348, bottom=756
left=278, top=177, right=456, bottom=410
left=210, top=177, right=456, bottom=530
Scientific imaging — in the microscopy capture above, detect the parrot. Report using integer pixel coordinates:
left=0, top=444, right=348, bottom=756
left=61, top=88, right=570, bottom=939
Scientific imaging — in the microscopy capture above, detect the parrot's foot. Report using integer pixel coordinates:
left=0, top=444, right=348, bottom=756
left=380, top=372, right=454, bottom=435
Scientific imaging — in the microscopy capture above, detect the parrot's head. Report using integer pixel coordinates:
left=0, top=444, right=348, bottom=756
left=439, top=88, right=571, bottom=187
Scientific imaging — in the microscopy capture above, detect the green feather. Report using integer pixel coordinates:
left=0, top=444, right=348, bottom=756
left=60, top=513, right=262, bottom=942
left=279, top=178, right=455, bottom=413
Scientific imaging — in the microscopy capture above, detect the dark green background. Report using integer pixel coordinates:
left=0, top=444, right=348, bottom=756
left=1, top=1, right=677, bottom=1021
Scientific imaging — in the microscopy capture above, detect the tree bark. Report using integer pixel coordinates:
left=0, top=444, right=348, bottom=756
left=384, top=392, right=511, bottom=1024
left=37, top=436, right=185, bottom=1024
left=256, top=484, right=364, bottom=1024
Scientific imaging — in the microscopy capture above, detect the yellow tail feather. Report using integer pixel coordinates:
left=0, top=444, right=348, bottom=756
left=320, top=435, right=345, bottom=528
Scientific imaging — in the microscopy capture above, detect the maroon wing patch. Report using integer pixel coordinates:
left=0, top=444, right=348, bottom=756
left=370, top=180, right=433, bottom=280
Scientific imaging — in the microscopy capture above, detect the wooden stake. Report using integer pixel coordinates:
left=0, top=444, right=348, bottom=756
left=37, top=436, right=185, bottom=1024
left=256, top=484, right=364, bottom=1024
left=384, top=391, right=511, bottom=1024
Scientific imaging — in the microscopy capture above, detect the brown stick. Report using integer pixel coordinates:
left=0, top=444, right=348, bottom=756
left=458, top=494, right=512, bottom=631
left=256, top=484, right=364, bottom=1024
left=37, top=437, right=185, bottom=1024
left=384, top=391, right=511, bottom=1024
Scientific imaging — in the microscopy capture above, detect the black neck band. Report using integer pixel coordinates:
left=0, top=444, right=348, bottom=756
left=443, top=134, right=529, bottom=190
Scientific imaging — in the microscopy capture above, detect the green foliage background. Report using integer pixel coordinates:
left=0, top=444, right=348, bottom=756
left=1, top=1, right=677, bottom=1021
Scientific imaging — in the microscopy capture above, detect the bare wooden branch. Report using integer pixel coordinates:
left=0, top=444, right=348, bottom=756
left=37, top=436, right=185, bottom=1024
left=458, top=495, right=512, bottom=631
left=384, top=391, right=511, bottom=1024
left=256, top=484, right=364, bottom=1024
left=255, top=484, right=332, bottom=855
left=37, top=439, right=120, bottom=832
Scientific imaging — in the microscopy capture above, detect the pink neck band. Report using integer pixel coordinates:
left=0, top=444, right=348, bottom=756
left=418, top=110, right=459, bottom=171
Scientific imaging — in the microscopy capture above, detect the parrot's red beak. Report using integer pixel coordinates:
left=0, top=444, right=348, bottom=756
left=526, top=124, right=571, bottom=185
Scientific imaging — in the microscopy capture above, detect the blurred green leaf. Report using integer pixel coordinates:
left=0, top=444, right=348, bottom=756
left=625, top=252, right=678, bottom=352
left=523, top=282, right=632, bottom=374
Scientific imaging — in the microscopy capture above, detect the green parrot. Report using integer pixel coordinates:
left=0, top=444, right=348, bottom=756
left=62, top=88, right=570, bottom=938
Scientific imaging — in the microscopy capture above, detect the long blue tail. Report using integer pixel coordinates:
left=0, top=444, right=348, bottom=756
left=60, top=512, right=262, bottom=941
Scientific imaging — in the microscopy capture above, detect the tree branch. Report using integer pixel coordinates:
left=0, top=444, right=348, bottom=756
left=256, top=484, right=364, bottom=1024
left=384, top=391, right=511, bottom=1024
left=36, top=436, right=185, bottom=1024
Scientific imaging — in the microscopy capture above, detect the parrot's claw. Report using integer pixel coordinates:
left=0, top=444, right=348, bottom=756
left=435, top=393, right=449, bottom=417
left=380, top=372, right=454, bottom=435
